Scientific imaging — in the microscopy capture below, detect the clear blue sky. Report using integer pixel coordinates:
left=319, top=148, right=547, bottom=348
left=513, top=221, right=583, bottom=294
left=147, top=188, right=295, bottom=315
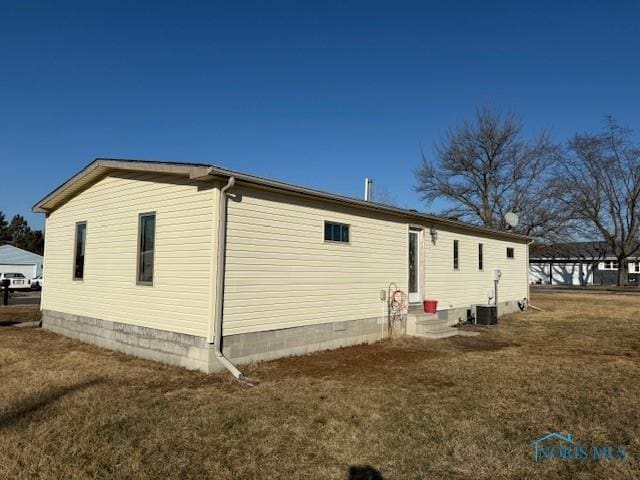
left=2, top=1, right=639, bottom=229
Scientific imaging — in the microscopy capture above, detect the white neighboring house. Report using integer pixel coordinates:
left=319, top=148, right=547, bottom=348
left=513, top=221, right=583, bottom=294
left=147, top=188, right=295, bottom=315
left=0, top=244, right=44, bottom=280
left=529, top=261, right=596, bottom=286
left=529, top=241, right=640, bottom=286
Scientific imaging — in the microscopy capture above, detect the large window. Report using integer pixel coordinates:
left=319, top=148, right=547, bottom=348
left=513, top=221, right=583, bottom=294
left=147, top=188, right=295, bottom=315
left=137, top=213, right=156, bottom=285
left=478, top=243, right=484, bottom=271
left=453, top=240, right=459, bottom=270
left=506, top=247, right=515, bottom=259
left=324, top=221, right=349, bottom=243
left=603, top=260, right=619, bottom=270
left=73, top=222, right=87, bottom=280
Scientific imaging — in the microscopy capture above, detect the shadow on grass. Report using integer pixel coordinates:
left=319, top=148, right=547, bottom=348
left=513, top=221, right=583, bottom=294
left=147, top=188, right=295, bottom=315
left=0, top=320, right=22, bottom=327
left=0, top=377, right=104, bottom=429
left=348, top=465, right=383, bottom=479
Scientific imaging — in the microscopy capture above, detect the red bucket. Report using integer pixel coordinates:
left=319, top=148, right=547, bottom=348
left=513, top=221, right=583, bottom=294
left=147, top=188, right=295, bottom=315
left=423, top=300, right=438, bottom=314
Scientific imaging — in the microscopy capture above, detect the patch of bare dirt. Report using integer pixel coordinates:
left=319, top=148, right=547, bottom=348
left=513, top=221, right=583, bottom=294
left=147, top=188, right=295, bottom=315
left=260, top=341, right=444, bottom=380
left=0, top=305, right=41, bottom=324
left=448, top=335, right=520, bottom=352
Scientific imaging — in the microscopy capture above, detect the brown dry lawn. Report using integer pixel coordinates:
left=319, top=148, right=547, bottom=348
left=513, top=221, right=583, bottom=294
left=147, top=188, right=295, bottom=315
left=0, top=293, right=639, bottom=479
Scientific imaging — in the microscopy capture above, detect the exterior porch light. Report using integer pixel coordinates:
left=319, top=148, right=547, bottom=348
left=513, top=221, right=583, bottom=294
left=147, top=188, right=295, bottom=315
left=430, top=226, right=438, bottom=244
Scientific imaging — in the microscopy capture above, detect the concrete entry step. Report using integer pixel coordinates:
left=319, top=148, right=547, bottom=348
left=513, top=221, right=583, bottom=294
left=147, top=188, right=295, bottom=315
left=416, top=326, right=458, bottom=337
left=412, top=329, right=458, bottom=340
left=457, top=330, right=481, bottom=337
left=408, top=312, right=439, bottom=321
left=414, top=317, right=448, bottom=327
left=406, top=312, right=458, bottom=339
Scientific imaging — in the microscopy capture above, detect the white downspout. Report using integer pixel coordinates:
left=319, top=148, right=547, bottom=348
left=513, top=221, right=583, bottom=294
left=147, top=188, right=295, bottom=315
left=527, top=239, right=533, bottom=303
left=40, top=214, right=49, bottom=314
left=212, top=176, right=255, bottom=384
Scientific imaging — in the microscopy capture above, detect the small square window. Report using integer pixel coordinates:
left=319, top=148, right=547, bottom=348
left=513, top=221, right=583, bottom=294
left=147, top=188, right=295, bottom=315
left=324, top=221, right=349, bottom=243
left=506, top=247, right=515, bottom=259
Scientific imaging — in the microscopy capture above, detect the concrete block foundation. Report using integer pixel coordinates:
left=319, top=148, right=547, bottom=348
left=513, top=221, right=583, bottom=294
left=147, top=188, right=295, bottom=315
left=42, top=301, right=524, bottom=373
left=42, top=310, right=388, bottom=373
left=42, top=310, right=215, bottom=372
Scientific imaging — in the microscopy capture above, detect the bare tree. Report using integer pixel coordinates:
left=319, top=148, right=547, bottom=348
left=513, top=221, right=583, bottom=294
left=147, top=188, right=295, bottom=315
left=414, top=105, right=566, bottom=239
left=371, top=185, right=400, bottom=208
left=556, top=117, right=640, bottom=286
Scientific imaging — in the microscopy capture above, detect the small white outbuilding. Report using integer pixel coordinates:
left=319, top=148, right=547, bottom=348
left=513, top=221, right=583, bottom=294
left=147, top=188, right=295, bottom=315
left=0, top=244, right=43, bottom=279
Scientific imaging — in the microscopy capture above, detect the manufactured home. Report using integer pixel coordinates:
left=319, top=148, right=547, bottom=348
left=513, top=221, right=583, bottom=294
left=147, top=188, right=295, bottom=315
left=33, top=159, right=531, bottom=376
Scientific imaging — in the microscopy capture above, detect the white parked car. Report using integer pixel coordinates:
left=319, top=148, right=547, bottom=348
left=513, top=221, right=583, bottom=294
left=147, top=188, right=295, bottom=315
left=0, top=272, right=31, bottom=291
left=30, top=275, right=44, bottom=290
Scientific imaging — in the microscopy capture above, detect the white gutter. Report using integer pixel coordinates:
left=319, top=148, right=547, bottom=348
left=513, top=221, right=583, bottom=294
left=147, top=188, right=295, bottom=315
left=212, top=176, right=256, bottom=384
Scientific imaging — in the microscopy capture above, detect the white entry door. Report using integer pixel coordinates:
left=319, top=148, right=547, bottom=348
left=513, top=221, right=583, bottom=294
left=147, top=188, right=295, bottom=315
left=408, top=230, right=421, bottom=303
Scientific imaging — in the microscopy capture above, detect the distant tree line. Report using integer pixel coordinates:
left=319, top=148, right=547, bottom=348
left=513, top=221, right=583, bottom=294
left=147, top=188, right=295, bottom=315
left=415, top=106, right=640, bottom=286
left=0, top=211, right=44, bottom=255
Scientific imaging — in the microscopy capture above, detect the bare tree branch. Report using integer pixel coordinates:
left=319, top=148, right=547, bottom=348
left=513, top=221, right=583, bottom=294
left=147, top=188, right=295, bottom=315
left=414, top=105, right=566, bottom=240
left=554, top=117, right=640, bottom=286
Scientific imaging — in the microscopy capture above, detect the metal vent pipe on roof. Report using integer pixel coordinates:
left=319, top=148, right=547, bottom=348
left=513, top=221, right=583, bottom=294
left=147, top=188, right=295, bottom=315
left=364, top=178, right=373, bottom=201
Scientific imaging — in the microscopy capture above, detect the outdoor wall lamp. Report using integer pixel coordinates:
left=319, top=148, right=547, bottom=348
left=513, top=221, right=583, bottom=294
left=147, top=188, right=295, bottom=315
left=430, top=226, right=438, bottom=244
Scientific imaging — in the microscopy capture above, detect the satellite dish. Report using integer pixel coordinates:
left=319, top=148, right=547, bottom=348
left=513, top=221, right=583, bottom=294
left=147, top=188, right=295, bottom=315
left=505, top=211, right=519, bottom=228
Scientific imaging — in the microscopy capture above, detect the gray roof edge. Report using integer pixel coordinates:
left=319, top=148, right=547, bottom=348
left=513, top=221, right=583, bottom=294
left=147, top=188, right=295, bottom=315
left=0, top=244, right=43, bottom=260
left=207, top=165, right=532, bottom=242
left=32, top=158, right=212, bottom=213
left=33, top=158, right=533, bottom=242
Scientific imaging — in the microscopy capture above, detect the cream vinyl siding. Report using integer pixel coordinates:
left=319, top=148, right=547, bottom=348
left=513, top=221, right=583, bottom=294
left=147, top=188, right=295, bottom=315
left=42, top=171, right=216, bottom=337
left=423, top=228, right=528, bottom=309
left=223, top=186, right=408, bottom=335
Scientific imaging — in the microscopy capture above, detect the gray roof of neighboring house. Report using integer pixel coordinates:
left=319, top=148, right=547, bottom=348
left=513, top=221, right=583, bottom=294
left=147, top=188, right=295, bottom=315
left=32, top=158, right=533, bottom=243
left=0, top=244, right=43, bottom=265
left=530, top=241, right=613, bottom=259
